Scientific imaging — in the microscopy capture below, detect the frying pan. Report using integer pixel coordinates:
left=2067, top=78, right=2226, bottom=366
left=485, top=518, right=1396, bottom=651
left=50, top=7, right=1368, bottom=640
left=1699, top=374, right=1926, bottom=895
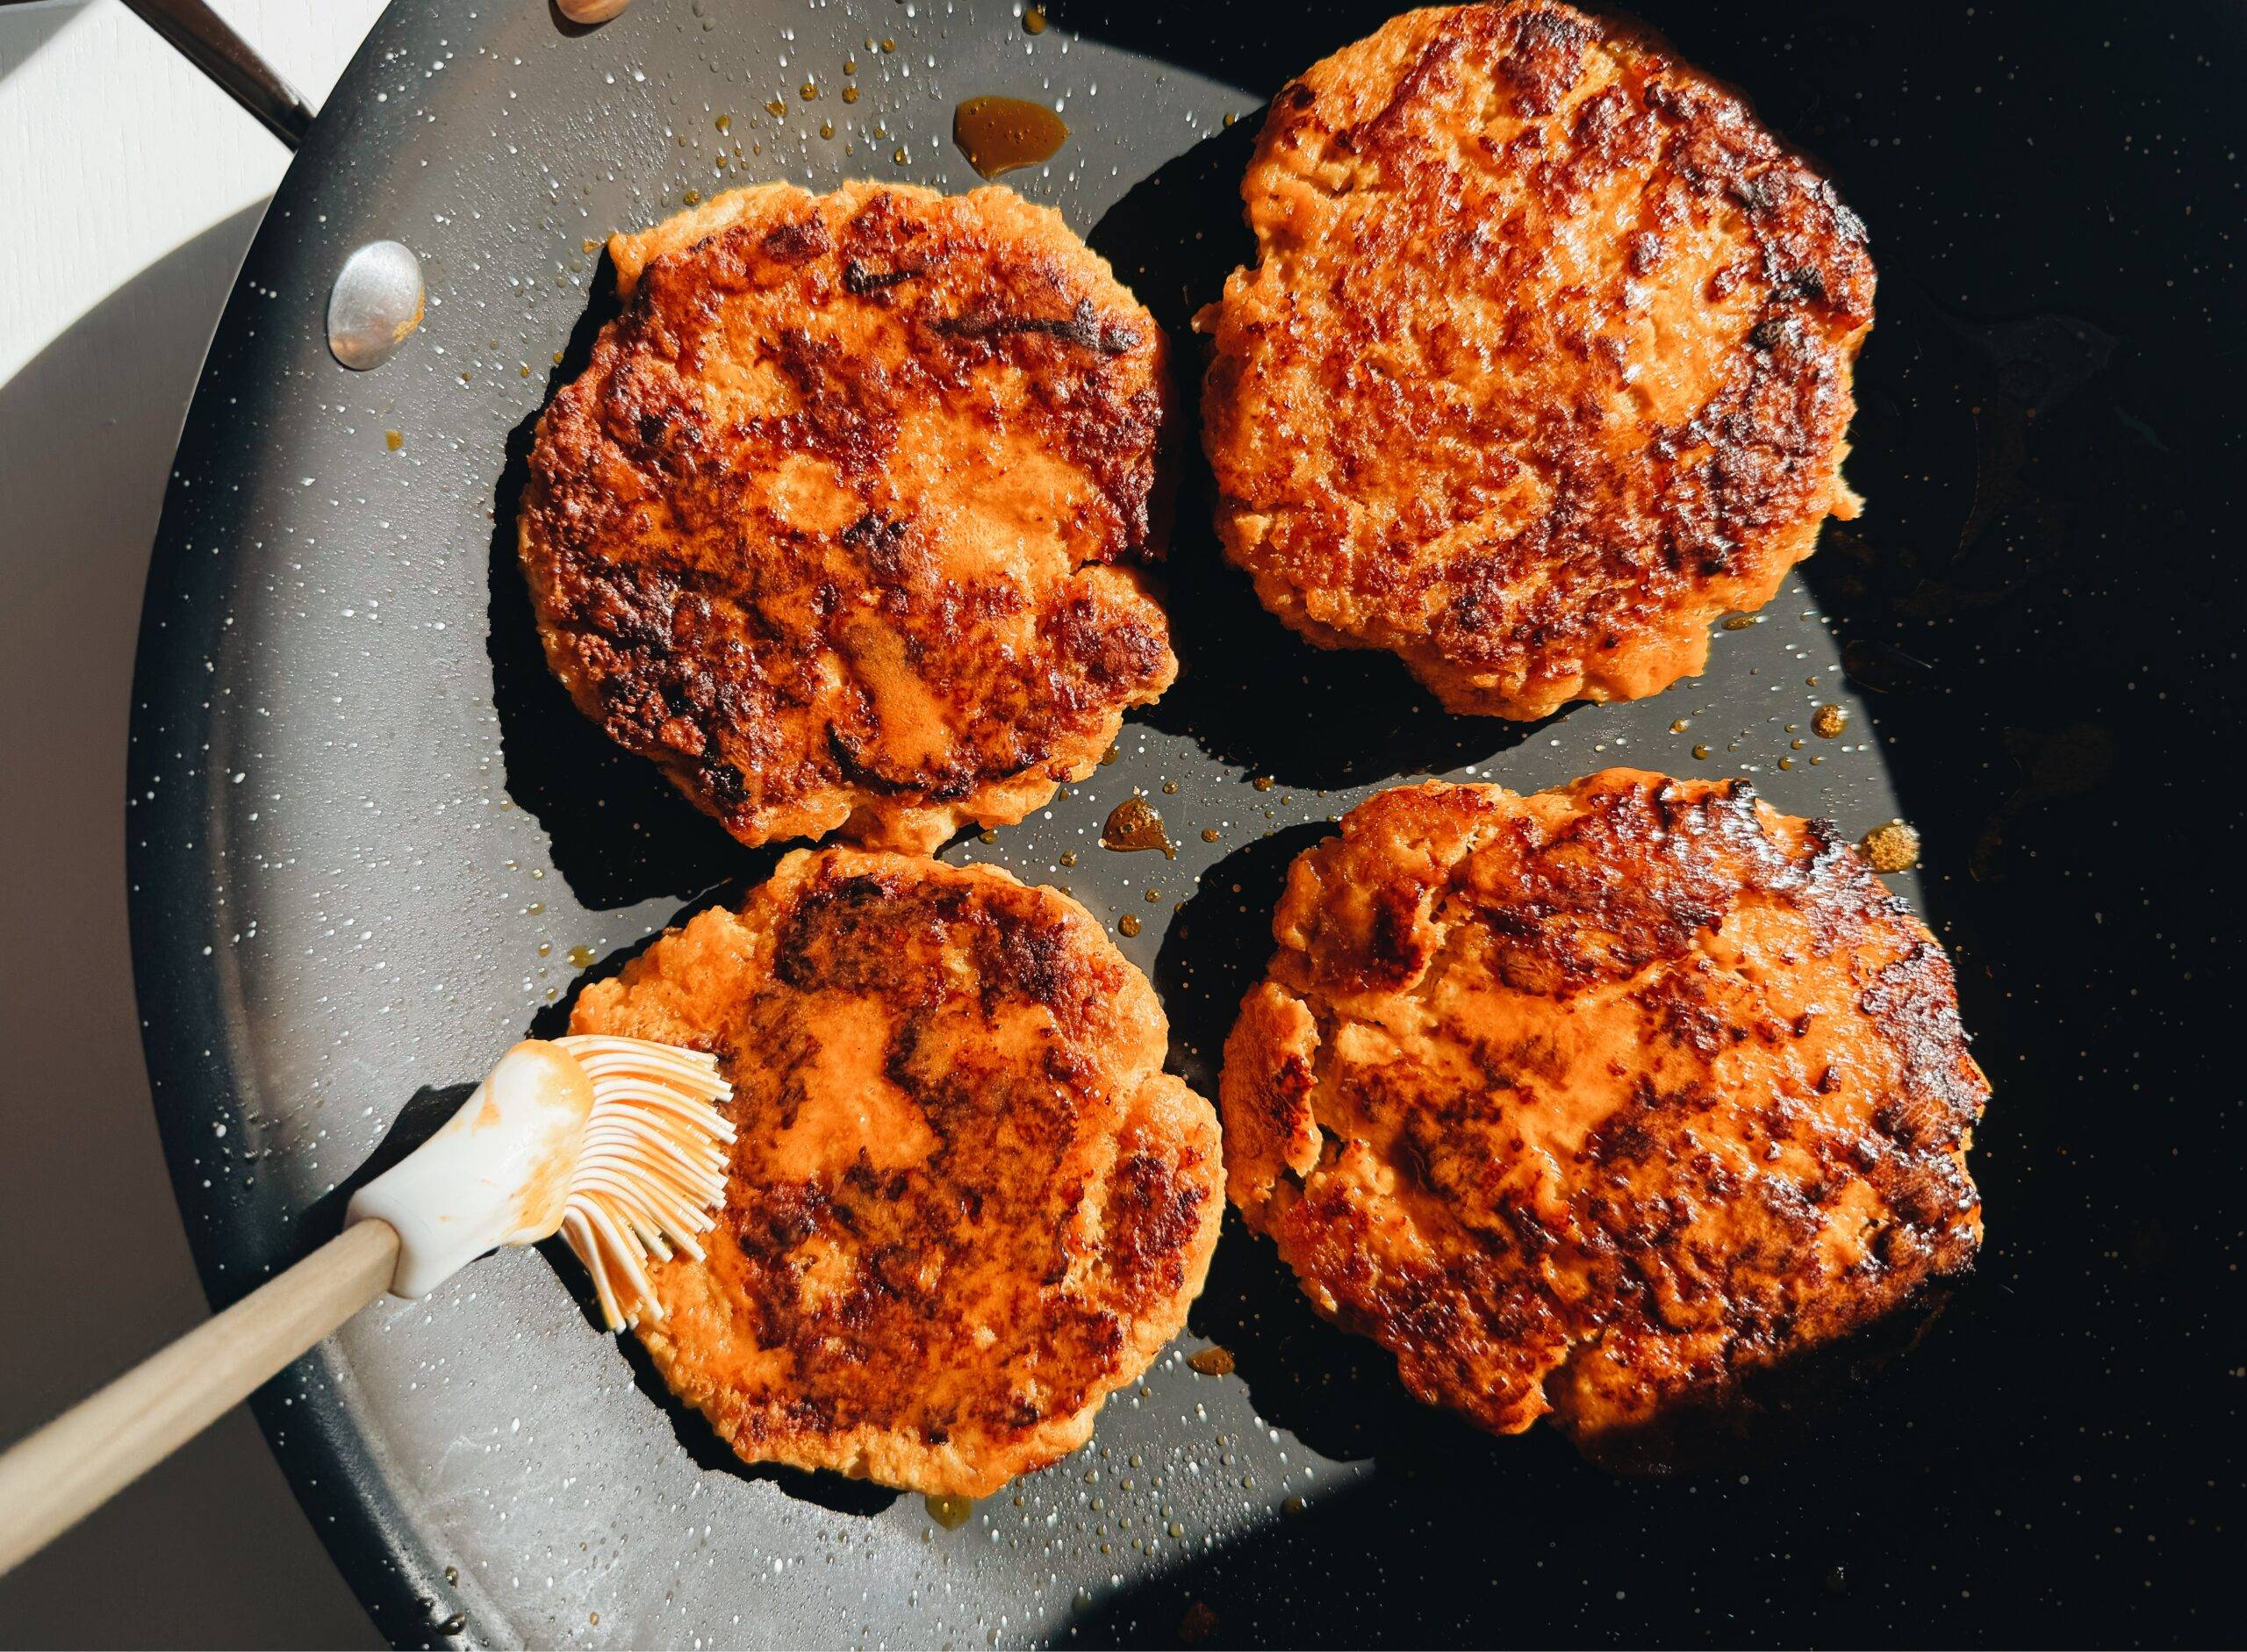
left=125, top=0, right=2243, bottom=1644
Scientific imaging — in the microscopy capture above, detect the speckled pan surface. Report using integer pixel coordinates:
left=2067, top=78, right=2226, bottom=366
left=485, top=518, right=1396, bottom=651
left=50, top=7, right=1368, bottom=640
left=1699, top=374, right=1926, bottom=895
left=128, top=2, right=2241, bottom=1646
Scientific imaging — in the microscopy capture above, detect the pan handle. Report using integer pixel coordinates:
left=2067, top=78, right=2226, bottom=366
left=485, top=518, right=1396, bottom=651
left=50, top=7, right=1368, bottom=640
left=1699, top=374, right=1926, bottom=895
left=119, top=0, right=314, bottom=151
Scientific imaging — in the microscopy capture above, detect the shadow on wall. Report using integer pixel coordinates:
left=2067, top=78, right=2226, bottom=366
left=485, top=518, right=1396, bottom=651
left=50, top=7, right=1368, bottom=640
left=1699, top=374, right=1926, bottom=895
left=0, top=201, right=378, bottom=1648
left=0, top=3, right=83, bottom=94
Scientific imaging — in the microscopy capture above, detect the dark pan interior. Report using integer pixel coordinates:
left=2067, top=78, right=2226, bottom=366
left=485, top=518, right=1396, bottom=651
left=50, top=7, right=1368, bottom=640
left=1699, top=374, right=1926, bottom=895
left=128, top=0, right=2242, bottom=1644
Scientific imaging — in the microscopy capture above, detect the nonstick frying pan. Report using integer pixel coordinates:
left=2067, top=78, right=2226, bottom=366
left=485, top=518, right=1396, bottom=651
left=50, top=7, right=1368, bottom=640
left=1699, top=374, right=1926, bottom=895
left=126, top=1, right=2243, bottom=1644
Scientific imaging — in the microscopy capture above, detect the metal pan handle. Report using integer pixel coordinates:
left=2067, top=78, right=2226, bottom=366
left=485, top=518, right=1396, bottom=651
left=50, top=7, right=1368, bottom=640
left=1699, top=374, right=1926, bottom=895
left=118, top=0, right=314, bottom=150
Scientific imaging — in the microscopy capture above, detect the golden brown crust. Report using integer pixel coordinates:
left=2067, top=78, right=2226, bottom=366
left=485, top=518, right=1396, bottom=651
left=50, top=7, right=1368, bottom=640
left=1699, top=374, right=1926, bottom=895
left=1218, top=772, right=1985, bottom=1460
left=1198, top=4, right=1875, bottom=717
left=570, top=849, right=1222, bottom=1496
left=522, top=182, right=1178, bottom=853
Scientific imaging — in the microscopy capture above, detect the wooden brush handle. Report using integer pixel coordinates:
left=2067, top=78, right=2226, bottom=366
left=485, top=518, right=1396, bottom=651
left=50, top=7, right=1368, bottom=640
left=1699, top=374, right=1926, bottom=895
left=0, top=1219, right=399, bottom=1575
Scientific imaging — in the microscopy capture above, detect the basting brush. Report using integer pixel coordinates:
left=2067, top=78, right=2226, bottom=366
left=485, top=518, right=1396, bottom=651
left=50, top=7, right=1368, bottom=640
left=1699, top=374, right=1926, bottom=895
left=0, top=1034, right=733, bottom=1575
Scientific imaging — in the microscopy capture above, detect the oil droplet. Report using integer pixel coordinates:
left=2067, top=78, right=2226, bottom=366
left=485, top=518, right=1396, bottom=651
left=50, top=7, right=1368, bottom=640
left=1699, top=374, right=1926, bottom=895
left=682, top=188, right=701, bottom=205
left=1144, top=887, right=1163, bottom=903
left=880, top=37, right=897, bottom=52
left=1186, top=1345, right=1235, bottom=1376
left=1859, top=821, right=1920, bottom=873
left=1669, top=718, right=1689, bottom=734
left=1058, top=850, right=1078, bottom=867
left=1251, top=774, right=1274, bottom=792
left=1201, top=827, right=1221, bottom=844
left=951, top=95, right=1069, bottom=179
left=1023, top=4, right=1047, bottom=32
left=1813, top=703, right=1849, bottom=739
left=1160, top=779, right=1179, bottom=794
left=800, top=80, right=819, bottom=99
left=1102, top=797, right=1176, bottom=858
left=765, top=98, right=786, bottom=116
left=580, top=238, right=599, bottom=255
left=978, top=828, right=997, bottom=844
left=923, top=1493, right=974, bottom=1530
left=715, top=114, right=730, bottom=133
left=1117, top=914, right=1142, bottom=937
left=820, top=119, right=835, bottom=138
left=527, top=901, right=545, bottom=916
left=1722, top=614, right=1759, bottom=631
left=444, top=1566, right=460, bottom=1586
left=842, top=84, right=860, bottom=104
left=1691, top=743, right=1711, bottom=760
left=536, top=942, right=552, bottom=958
left=568, top=944, right=598, bottom=969
left=384, top=429, right=403, bottom=450
left=893, top=147, right=909, bottom=164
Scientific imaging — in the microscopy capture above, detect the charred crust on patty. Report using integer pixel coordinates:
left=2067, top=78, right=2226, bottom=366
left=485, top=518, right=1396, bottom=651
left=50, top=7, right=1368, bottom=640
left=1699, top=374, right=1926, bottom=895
left=571, top=849, right=1224, bottom=1497
left=1217, top=771, right=1985, bottom=1463
left=520, top=182, right=1179, bottom=853
left=1198, top=3, right=1876, bottom=718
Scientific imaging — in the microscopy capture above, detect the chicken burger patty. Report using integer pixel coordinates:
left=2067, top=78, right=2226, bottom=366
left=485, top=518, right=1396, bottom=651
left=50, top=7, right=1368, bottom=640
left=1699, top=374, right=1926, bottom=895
left=522, top=181, right=1177, bottom=852
left=571, top=848, right=1223, bottom=1497
left=1219, top=772, right=1985, bottom=1464
left=1199, top=3, right=1875, bottom=717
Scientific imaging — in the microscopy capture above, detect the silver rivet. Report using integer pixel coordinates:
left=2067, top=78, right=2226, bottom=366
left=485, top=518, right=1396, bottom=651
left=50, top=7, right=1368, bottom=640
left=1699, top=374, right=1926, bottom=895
left=327, top=240, right=425, bottom=370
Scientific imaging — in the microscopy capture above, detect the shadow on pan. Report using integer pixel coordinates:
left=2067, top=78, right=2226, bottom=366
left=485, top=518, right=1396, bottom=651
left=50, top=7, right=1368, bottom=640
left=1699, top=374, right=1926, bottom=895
left=1069, top=1284, right=1968, bottom=1648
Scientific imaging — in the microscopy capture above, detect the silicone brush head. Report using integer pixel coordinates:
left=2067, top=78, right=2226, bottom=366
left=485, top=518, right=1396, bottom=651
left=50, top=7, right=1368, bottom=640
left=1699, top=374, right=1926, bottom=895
left=345, top=1036, right=735, bottom=1328
left=551, top=1034, right=734, bottom=1330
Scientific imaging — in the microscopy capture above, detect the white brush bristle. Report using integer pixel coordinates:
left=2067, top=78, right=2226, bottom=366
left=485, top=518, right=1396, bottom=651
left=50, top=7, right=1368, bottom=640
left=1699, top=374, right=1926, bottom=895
left=551, top=1034, right=736, bottom=1331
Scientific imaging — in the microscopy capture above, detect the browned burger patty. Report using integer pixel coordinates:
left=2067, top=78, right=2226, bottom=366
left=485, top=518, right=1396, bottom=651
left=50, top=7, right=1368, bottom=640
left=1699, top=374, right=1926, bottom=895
left=1219, top=772, right=1985, bottom=1464
left=569, top=848, right=1223, bottom=1497
left=1199, top=4, right=1875, bottom=718
left=521, top=182, right=1177, bottom=853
